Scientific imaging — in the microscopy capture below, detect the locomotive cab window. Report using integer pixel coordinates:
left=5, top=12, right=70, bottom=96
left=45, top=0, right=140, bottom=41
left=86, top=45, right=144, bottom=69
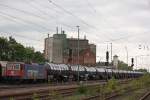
left=14, top=64, right=20, bottom=70
left=7, top=64, right=13, bottom=70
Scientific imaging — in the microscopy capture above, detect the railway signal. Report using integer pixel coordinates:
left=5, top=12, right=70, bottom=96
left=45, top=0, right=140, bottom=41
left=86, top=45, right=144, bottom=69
left=131, top=58, right=134, bottom=68
left=105, top=51, right=109, bottom=66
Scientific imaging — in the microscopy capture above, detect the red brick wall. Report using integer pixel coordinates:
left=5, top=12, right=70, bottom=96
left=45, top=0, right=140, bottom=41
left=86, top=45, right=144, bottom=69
left=63, top=49, right=96, bottom=66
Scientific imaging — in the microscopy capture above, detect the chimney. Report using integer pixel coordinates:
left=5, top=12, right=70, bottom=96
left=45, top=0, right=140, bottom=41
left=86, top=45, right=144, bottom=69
left=48, top=34, right=49, bottom=38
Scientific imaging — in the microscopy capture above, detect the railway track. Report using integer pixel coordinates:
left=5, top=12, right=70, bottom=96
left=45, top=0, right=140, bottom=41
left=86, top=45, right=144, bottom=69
left=82, top=81, right=135, bottom=100
left=139, top=90, right=150, bottom=100
left=0, top=80, right=106, bottom=90
left=0, top=79, right=132, bottom=100
left=83, top=90, right=122, bottom=100
left=9, top=87, right=77, bottom=100
left=0, top=82, right=103, bottom=100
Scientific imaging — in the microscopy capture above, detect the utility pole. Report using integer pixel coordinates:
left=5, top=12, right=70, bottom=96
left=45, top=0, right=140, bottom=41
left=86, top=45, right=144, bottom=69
left=125, top=46, right=128, bottom=66
left=135, top=56, right=137, bottom=70
left=77, top=26, right=80, bottom=83
left=110, top=43, right=112, bottom=63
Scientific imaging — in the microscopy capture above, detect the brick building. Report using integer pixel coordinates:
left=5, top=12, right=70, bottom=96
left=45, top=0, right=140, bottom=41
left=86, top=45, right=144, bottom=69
left=44, top=32, right=96, bottom=66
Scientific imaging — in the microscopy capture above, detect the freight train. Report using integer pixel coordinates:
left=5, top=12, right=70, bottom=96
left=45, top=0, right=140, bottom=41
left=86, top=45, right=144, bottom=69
left=0, top=61, right=144, bottom=83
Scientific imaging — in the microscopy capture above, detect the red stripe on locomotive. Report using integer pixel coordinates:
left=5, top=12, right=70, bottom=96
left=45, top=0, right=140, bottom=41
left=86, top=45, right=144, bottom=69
left=6, top=63, right=24, bottom=77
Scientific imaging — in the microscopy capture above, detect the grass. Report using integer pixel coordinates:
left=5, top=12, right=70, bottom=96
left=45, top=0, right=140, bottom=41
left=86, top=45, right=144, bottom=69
left=110, top=87, right=149, bottom=100
left=65, top=74, right=150, bottom=100
left=31, top=74, right=150, bottom=100
left=32, top=93, right=39, bottom=100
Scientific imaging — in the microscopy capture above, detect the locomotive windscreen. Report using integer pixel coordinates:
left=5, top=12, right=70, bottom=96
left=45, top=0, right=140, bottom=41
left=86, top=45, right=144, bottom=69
left=6, top=63, right=21, bottom=70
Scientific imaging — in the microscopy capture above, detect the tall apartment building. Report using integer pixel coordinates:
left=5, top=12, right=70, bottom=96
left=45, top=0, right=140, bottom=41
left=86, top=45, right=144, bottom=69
left=44, top=32, right=96, bottom=65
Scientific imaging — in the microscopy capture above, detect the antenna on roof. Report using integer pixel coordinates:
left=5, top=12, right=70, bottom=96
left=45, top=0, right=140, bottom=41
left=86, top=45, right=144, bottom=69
left=61, top=27, right=62, bottom=34
left=56, top=27, right=58, bottom=34
left=84, top=35, right=86, bottom=40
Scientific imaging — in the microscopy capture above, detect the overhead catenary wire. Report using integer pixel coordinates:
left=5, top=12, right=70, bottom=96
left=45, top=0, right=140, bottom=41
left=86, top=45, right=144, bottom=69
left=48, top=0, right=99, bottom=30
left=0, top=11, right=53, bottom=32
left=86, top=0, right=97, bottom=13
left=24, top=0, right=75, bottom=31
left=97, top=32, right=148, bottom=45
left=0, top=1, right=147, bottom=46
left=47, top=0, right=118, bottom=41
left=0, top=3, right=47, bottom=22
left=0, top=1, right=97, bottom=43
left=0, top=13, right=44, bottom=34
left=1, top=32, right=43, bottom=43
left=0, top=2, right=74, bottom=31
left=0, top=31, right=44, bottom=53
left=0, top=13, right=46, bottom=42
left=0, top=0, right=109, bottom=42
left=25, top=0, right=105, bottom=42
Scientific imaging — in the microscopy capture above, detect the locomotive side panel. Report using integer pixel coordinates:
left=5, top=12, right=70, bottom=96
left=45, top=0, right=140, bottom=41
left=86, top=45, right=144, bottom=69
left=6, top=63, right=23, bottom=77
left=23, top=64, right=46, bottom=80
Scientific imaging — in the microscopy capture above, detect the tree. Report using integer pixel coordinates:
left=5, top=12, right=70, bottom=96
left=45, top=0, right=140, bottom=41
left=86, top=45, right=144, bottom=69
left=0, top=37, right=9, bottom=60
left=0, top=36, right=46, bottom=63
left=118, top=60, right=132, bottom=70
left=24, top=47, right=35, bottom=63
left=33, top=51, right=45, bottom=63
left=135, top=69, right=148, bottom=73
left=8, top=36, right=26, bottom=61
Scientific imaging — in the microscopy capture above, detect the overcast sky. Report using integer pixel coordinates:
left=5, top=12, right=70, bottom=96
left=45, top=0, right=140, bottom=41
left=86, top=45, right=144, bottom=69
left=0, top=0, right=150, bottom=70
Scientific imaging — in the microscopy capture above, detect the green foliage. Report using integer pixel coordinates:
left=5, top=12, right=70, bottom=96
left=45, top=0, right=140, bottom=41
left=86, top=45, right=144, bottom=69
left=77, top=84, right=88, bottom=94
left=9, top=97, right=14, bottom=100
left=129, top=73, right=150, bottom=90
left=138, top=73, right=150, bottom=87
left=0, top=37, right=10, bottom=60
left=118, top=60, right=132, bottom=70
left=50, top=90, right=62, bottom=100
left=135, top=69, right=148, bottom=73
left=32, top=93, right=39, bottom=100
left=105, top=77, right=119, bottom=93
left=0, top=36, right=45, bottom=63
left=67, top=74, right=150, bottom=100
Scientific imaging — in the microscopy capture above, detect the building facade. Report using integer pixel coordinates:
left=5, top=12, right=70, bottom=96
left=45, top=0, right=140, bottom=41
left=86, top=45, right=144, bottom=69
left=44, top=32, right=96, bottom=65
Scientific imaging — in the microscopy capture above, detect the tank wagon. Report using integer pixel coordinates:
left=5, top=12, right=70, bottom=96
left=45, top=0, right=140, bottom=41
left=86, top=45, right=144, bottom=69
left=0, top=62, right=144, bottom=83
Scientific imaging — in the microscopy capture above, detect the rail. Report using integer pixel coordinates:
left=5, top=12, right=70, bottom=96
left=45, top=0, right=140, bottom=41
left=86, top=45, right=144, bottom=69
left=0, top=79, right=132, bottom=100
left=139, top=91, right=150, bottom=100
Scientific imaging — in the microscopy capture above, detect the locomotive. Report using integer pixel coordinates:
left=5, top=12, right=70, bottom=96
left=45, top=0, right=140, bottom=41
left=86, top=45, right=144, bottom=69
left=0, top=61, right=144, bottom=83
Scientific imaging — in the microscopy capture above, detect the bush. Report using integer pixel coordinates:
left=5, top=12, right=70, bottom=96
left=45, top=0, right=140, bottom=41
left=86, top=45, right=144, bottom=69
left=9, top=97, right=14, bottom=100
left=32, top=93, right=39, bottom=100
left=105, top=77, right=119, bottom=93
left=128, top=73, right=150, bottom=90
left=50, top=90, right=62, bottom=100
left=139, top=73, right=150, bottom=87
left=77, top=84, right=88, bottom=94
